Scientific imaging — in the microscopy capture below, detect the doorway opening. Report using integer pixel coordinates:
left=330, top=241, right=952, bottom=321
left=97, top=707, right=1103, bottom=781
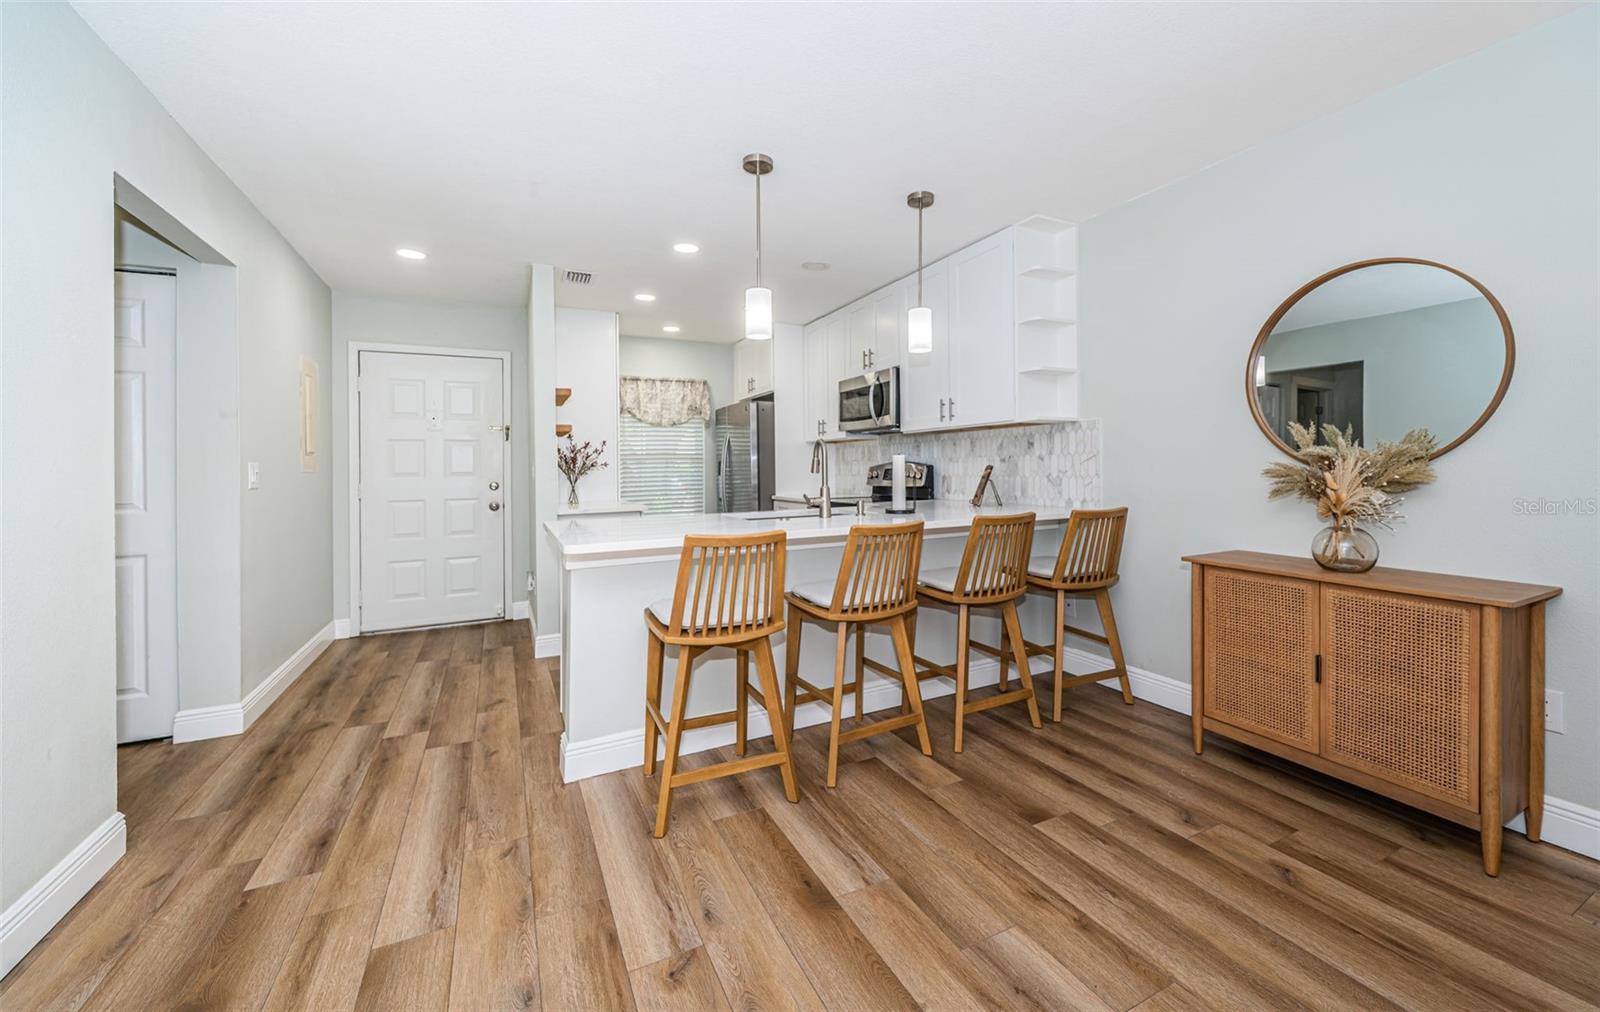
left=113, top=177, right=242, bottom=743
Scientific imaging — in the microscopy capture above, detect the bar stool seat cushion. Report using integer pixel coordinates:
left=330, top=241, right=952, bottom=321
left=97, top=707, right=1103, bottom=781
left=918, top=567, right=961, bottom=593
left=788, top=580, right=837, bottom=608
left=1028, top=557, right=1057, bottom=579
left=647, top=598, right=763, bottom=630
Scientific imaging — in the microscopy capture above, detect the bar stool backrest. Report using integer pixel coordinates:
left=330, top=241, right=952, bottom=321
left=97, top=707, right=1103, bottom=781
left=827, top=521, right=925, bottom=617
left=665, top=530, right=787, bottom=642
left=1045, top=507, right=1128, bottom=588
left=953, top=513, right=1036, bottom=603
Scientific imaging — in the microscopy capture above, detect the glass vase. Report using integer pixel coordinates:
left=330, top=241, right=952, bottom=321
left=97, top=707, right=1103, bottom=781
left=1311, top=523, right=1378, bottom=573
left=566, top=477, right=580, bottom=508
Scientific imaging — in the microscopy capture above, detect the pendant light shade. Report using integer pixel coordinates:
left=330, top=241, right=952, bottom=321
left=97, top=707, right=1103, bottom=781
left=743, top=153, right=774, bottom=340
left=1254, top=353, right=1267, bottom=387
left=907, top=306, right=933, bottom=354
left=745, top=286, right=773, bottom=341
left=906, top=191, right=935, bottom=354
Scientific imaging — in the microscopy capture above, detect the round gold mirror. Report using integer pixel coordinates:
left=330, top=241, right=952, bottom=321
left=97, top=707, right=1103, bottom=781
left=1248, top=258, right=1514, bottom=460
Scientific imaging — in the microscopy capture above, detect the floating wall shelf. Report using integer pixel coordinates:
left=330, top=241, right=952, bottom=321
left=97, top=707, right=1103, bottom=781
left=555, top=424, right=573, bottom=438
left=555, top=387, right=572, bottom=406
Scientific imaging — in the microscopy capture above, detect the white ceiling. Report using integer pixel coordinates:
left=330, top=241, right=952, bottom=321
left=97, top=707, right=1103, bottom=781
left=75, top=1, right=1571, bottom=343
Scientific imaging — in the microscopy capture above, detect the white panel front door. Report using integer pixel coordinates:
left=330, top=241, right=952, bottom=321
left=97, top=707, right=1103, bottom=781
left=115, top=270, right=179, bottom=742
left=358, top=351, right=506, bottom=632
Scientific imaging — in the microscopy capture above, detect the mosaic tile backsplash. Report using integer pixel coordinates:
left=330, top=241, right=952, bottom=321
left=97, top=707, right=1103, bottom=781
left=827, top=420, right=1101, bottom=507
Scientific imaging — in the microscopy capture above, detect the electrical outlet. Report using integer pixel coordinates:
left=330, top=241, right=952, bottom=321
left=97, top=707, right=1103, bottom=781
left=1545, top=689, right=1565, bottom=734
left=246, top=462, right=261, bottom=490
left=526, top=572, right=536, bottom=592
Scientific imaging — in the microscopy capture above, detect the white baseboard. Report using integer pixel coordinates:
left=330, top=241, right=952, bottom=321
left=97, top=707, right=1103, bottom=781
left=172, top=621, right=334, bottom=744
left=1507, top=798, right=1600, bottom=861
left=1, top=812, right=126, bottom=977
left=535, top=633, right=561, bottom=659
left=510, top=600, right=531, bottom=621
left=333, top=618, right=352, bottom=639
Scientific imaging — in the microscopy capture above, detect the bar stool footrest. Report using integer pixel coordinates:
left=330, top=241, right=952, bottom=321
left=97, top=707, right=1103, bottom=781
left=965, top=686, right=1036, bottom=714
left=669, top=750, right=788, bottom=787
left=836, top=711, right=924, bottom=744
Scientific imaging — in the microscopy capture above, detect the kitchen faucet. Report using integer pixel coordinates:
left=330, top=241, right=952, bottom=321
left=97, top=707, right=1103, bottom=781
left=808, top=439, right=832, bottom=519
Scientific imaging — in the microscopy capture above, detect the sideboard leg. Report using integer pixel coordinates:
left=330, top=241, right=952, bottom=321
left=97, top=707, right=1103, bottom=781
left=1190, top=565, right=1204, bottom=754
left=1527, top=601, right=1546, bottom=842
left=1481, top=606, right=1503, bottom=876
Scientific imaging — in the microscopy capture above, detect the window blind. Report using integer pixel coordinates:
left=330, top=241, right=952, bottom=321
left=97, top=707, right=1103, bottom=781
left=618, top=414, right=706, bottom=514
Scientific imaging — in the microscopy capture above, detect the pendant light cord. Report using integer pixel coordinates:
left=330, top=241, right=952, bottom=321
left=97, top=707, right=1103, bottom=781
left=754, top=157, right=763, bottom=288
left=916, top=204, right=924, bottom=305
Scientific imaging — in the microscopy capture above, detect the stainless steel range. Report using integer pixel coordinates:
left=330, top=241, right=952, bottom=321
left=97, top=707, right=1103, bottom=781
left=865, top=460, right=934, bottom=503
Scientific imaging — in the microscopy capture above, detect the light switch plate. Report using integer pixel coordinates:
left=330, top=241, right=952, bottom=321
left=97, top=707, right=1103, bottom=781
left=247, top=462, right=261, bottom=490
left=1545, top=689, right=1565, bottom=734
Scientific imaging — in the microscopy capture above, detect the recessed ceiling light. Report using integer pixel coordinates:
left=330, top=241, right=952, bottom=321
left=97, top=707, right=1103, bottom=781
left=396, top=248, right=427, bottom=260
left=672, top=242, right=700, bottom=254
left=801, top=261, right=830, bottom=272
left=662, top=324, right=681, bottom=333
left=634, top=292, right=657, bottom=302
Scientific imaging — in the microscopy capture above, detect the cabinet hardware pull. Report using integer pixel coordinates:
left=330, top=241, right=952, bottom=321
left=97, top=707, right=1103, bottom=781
left=948, top=399, right=955, bottom=419
left=1314, top=654, right=1323, bottom=683
left=939, top=398, right=946, bottom=422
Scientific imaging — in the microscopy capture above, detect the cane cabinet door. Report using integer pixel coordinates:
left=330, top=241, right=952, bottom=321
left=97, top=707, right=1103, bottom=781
left=1203, top=568, right=1320, bottom=751
left=1320, top=585, right=1480, bottom=809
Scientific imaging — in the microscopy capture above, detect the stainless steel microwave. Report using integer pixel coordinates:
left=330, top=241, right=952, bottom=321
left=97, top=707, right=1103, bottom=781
left=838, top=367, right=899, bottom=434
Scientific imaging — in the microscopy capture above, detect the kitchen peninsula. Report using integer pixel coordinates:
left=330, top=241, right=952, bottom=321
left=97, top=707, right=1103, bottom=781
left=545, top=501, right=1073, bottom=781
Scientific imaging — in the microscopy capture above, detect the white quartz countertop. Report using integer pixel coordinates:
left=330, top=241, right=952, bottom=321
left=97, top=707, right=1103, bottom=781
left=545, top=500, right=1072, bottom=564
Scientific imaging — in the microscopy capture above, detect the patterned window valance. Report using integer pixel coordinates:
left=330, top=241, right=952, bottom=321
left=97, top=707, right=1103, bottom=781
left=618, top=376, right=712, bottom=427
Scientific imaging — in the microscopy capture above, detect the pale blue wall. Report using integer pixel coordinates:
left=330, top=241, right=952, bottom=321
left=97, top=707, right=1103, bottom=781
left=1082, top=9, right=1598, bottom=806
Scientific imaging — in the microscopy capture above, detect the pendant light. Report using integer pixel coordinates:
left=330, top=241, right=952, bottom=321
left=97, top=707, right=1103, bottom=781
left=906, top=191, right=934, bottom=354
left=742, top=153, right=773, bottom=340
left=1255, top=353, right=1267, bottom=386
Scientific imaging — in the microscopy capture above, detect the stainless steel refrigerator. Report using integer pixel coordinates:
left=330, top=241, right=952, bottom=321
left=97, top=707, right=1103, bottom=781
left=714, top=397, right=774, bottom=513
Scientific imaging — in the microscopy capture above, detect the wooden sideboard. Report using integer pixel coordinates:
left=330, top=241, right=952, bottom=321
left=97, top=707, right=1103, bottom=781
left=1184, top=550, right=1560, bottom=875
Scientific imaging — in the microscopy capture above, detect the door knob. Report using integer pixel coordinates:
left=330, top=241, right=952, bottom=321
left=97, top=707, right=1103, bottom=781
left=489, top=501, right=501, bottom=511
left=488, top=481, right=499, bottom=491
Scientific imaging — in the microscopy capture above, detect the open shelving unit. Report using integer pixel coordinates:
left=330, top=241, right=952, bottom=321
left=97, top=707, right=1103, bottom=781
left=1012, top=215, right=1080, bottom=420
left=555, top=387, right=573, bottom=437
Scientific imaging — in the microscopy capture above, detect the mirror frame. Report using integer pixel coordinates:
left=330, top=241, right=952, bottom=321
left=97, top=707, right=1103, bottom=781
left=1247, top=257, right=1515, bottom=461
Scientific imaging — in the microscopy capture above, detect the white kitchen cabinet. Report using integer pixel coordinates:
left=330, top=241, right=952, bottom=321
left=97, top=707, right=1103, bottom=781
left=947, top=230, right=1015, bottom=426
left=734, top=337, right=773, bottom=398
left=790, top=214, right=1079, bottom=437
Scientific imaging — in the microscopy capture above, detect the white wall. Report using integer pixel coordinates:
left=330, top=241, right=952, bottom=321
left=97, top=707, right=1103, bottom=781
left=0, top=1, right=333, bottom=933
left=619, top=333, right=736, bottom=510
left=528, top=267, right=559, bottom=640
left=1080, top=8, right=1598, bottom=808
left=331, top=291, right=531, bottom=621
left=555, top=308, right=620, bottom=506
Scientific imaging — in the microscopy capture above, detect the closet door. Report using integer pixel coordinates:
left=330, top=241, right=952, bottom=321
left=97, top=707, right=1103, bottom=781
left=1203, top=568, right=1320, bottom=752
left=1320, top=586, right=1480, bottom=809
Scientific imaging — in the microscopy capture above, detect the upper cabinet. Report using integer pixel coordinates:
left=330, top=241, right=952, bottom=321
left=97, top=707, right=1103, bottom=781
left=793, top=214, right=1079, bottom=437
left=734, top=336, right=773, bottom=398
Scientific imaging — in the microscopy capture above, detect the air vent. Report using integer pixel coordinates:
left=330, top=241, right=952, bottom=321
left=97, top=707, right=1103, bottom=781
left=565, top=270, right=592, bottom=285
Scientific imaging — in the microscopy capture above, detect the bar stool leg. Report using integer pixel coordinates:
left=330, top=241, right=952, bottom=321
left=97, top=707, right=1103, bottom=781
left=735, top=649, right=749, bottom=756
left=1097, top=590, right=1134, bottom=705
left=644, top=631, right=664, bottom=774
left=890, top=615, right=933, bottom=756
left=999, top=620, right=1010, bottom=691
left=784, top=601, right=802, bottom=742
left=754, top=638, right=799, bottom=802
left=854, top=629, right=866, bottom=721
left=1003, top=601, right=1043, bottom=728
left=1052, top=590, right=1066, bottom=723
left=954, top=605, right=971, bottom=753
left=902, top=611, right=918, bottom=714
left=654, top=646, right=697, bottom=837
left=827, top=624, right=849, bottom=788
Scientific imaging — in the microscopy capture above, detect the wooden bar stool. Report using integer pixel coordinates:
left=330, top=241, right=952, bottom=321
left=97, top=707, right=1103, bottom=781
left=643, top=530, right=797, bottom=837
left=910, top=513, right=1042, bottom=752
left=783, top=521, right=932, bottom=787
left=988, top=507, right=1131, bottom=722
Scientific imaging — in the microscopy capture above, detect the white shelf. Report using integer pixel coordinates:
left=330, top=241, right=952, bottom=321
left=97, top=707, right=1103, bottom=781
left=1018, top=265, right=1076, bottom=281
left=1014, top=214, right=1077, bottom=236
left=1018, top=364, right=1078, bottom=376
left=1017, top=315, right=1076, bottom=328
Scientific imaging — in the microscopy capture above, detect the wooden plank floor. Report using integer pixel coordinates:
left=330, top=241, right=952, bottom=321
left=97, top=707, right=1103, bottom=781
left=4, top=619, right=1597, bottom=1010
